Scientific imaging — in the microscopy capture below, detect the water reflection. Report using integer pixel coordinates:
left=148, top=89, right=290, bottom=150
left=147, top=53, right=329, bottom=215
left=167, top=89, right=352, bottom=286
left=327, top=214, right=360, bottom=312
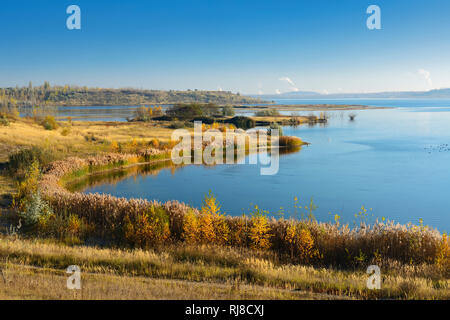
left=68, top=145, right=303, bottom=192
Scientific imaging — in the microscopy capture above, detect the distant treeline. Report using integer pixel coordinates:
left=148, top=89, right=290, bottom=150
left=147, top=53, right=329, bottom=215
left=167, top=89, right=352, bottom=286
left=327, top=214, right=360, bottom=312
left=0, top=82, right=264, bottom=107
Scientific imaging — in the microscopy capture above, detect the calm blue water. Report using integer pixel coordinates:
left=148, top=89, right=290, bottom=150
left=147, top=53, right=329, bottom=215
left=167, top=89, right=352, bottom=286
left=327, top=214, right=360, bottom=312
left=81, top=99, right=450, bottom=232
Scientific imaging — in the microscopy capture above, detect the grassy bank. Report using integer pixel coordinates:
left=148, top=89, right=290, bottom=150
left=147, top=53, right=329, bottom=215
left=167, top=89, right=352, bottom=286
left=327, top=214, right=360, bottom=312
left=0, top=236, right=447, bottom=300
left=0, top=118, right=175, bottom=162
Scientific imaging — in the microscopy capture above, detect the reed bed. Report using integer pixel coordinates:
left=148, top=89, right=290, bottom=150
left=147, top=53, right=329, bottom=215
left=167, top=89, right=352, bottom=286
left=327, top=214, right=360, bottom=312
left=36, top=154, right=450, bottom=273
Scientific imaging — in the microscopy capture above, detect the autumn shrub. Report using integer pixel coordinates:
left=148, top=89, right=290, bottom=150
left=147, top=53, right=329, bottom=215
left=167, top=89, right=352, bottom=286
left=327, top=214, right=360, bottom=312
left=123, top=206, right=170, bottom=248
left=158, top=140, right=178, bottom=151
left=12, top=160, right=40, bottom=212
left=0, top=114, right=10, bottom=126
left=436, top=233, right=450, bottom=274
left=278, top=136, right=304, bottom=148
left=224, top=116, right=255, bottom=130
left=8, top=146, right=55, bottom=178
left=134, top=106, right=152, bottom=122
left=181, top=192, right=229, bottom=245
left=285, top=221, right=320, bottom=264
left=248, top=206, right=272, bottom=250
left=149, top=139, right=160, bottom=149
left=37, top=211, right=93, bottom=243
left=182, top=209, right=199, bottom=244
left=110, top=140, right=120, bottom=152
left=41, top=115, right=58, bottom=130
left=60, top=126, right=71, bottom=136
left=228, top=216, right=248, bottom=247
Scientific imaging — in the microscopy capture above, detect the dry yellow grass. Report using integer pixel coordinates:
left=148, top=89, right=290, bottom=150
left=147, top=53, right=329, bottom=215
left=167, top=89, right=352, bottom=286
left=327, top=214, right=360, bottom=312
left=71, top=121, right=175, bottom=143
left=0, top=264, right=337, bottom=300
left=0, top=119, right=174, bottom=160
left=0, top=237, right=447, bottom=300
left=0, top=119, right=174, bottom=203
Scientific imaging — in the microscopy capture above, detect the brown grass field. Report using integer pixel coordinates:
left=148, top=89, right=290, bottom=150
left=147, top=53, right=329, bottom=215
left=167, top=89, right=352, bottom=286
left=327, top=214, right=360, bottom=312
left=0, top=236, right=447, bottom=300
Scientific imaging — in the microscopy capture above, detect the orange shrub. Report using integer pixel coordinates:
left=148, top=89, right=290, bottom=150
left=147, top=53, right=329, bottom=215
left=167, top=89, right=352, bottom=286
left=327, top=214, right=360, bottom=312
left=110, top=140, right=119, bottom=152
left=149, top=139, right=160, bottom=149
left=436, top=233, right=450, bottom=272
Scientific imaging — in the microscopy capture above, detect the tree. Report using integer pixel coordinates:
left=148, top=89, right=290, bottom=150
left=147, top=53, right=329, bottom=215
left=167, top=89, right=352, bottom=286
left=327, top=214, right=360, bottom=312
left=166, top=103, right=204, bottom=120
left=222, top=106, right=235, bottom=117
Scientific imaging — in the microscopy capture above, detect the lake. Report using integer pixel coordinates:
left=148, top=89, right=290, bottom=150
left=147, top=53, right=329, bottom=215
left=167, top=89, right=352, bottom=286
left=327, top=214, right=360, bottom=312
left=76, top=99, right=450, bottom=233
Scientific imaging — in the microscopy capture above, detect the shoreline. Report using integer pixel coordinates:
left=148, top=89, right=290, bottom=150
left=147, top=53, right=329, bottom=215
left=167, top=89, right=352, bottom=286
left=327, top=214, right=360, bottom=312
left=236, top=104, right=389, bottom=111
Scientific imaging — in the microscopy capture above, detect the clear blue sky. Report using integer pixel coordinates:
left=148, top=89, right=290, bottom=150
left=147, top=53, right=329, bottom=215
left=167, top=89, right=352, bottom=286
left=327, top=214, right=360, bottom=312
left=1, top=0, right=449, bottom=94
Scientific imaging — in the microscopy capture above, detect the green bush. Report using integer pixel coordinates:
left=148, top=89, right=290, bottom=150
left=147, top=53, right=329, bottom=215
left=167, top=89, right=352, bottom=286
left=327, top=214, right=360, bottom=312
left=166, top=103, right=204, bottom=120
left=255, top=109, right=280, bottom=116
left=8, top=146, right=55, bottom=176
left=222, top=106, right=235, bottom=117
left=224, top=116, right=255, bottom=130
left=166, top=103, right=222, bottom=120
left=169, top=121, right=187, bottom=129
left=191, top=116, right=215, bottom=124
left=19, top=191, right=53, bottom=230
left=268, top=123, right=284, bottom=137
left=0, top=114, right=10, bottom=126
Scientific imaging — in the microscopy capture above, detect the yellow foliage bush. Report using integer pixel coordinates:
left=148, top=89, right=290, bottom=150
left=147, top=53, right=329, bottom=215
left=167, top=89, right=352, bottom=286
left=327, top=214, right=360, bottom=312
left=182, top=191, right=230, bottom=245
left=182, top=209, right=199, bottom=244
left=285, top=222, right=319, bottom=263
left=436, top=234, right=450, bottom=272
left=60, top=126, right=71, bottom=136
left=123, top=206, right=170, bottom=248
left=249, top=208, right=272, bottom=250
left=110, top=140, right=119, bottom=152
left=149, top=138, right=160, bottom=149
left=67, top=214, right=82, bottom=236
left=202, top=191, right=229, bottom=245
left=228, top=217, right=247, bottom=246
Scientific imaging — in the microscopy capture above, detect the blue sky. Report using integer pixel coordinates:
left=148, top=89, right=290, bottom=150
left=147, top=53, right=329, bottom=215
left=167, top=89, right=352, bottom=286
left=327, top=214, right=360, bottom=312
left=1, top=0, right=449, bottom=94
